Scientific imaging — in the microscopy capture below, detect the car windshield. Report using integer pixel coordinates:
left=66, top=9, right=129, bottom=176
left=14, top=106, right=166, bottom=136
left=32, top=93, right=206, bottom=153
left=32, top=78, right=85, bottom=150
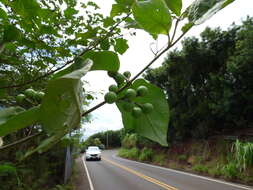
left=88, top=147, right=99, bottom=151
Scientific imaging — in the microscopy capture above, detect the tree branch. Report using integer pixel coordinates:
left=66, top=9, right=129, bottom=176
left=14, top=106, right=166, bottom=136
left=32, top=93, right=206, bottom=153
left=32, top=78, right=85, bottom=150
left=0, top=132, right=42, bottom=151
left=81, top=30, right=189, bottom=117
left=0, top=13, right=131, bottom=89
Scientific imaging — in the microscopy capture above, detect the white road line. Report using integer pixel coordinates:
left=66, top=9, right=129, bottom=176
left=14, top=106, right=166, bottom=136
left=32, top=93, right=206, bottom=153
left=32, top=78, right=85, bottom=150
left=113, top=154, right=253, bottom=190
left=82, top=156, right=95, bottom=190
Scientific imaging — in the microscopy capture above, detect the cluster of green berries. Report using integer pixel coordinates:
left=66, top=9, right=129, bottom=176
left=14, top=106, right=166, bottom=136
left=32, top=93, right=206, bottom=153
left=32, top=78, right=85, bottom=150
left=16, top=88, right=45, bottom=104
left=104, top=71, right=154, bottom=118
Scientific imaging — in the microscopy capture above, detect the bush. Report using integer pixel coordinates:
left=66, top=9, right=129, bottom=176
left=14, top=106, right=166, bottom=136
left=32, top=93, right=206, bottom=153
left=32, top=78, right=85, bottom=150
left=208, top=167, right=222, bottom=177
left=121, top=134, right=138, bottom=148
left=233, top=140, right=253, bottom=171
left=220, top=162, right=238, bottom=179
left=192, top=164, right=208, bottom=173
left=178, top=154, right=187, bottom=162
left=153, top=154, right=167, bottom=165
left=138, top=148, right=154, bottom=161
left=118, top=148, right=139, bottom=160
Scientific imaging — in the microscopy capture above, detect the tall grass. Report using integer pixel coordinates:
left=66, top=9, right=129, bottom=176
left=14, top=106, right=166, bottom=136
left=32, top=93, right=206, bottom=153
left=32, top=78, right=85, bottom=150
left=233, top=140, right=253, bottom=171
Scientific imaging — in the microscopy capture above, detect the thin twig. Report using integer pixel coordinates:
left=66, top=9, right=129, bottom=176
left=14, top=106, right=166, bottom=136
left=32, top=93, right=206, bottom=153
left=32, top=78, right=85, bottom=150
left=0, top=132, right=42, bottom=151
left=170, top=18, right=180, bottom=44
left=0, top=13, right=131, bottom=89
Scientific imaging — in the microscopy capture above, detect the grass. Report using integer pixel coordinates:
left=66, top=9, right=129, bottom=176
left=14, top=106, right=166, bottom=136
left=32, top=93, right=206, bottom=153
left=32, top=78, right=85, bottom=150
left=138, top=147, right=154, bottom=161
left=192, top=164, right=208, bottom=173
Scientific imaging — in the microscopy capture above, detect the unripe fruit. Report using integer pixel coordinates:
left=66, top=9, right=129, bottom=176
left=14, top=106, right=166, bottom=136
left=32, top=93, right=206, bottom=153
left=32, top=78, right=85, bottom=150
left=104, top=92, right=117, bottom=104
left=142, top=103, right=154, bottom=114
left=124, top=89, right=137, bottom=99
left=107, top=71, right=117, bottom=77
left=24, top=88, right=36, bottom=97
left=137, top=86, right=148, bottom=97
left=123, top=71, right=131, bottom=79
left=109, top=84, right=118, bottom=92
left=122, top=102, right=134, bottom=112
left=16, top=94, right=26, bottom=103
left=132, top=106, right=142, bottom=118
left=35, top=91, right=45, bottom=100
left=115, top=73, right=125, bottom=84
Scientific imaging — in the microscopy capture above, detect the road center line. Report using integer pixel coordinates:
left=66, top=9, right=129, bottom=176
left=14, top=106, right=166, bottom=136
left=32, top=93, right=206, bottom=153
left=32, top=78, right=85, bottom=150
left=102, top=157, right=178, bottom=190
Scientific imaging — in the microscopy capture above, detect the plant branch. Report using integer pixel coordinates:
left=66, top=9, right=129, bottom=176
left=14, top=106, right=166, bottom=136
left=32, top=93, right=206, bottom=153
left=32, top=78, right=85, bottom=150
left=0, top=13, right=131, bottom=89
left=81, top=30, right=188, bottom=117
left=0, top=132, right=42, bottom=151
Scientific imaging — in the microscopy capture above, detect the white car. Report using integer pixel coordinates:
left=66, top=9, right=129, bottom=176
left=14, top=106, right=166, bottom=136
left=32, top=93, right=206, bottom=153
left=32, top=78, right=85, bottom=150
left=85, top=146, right=101, bottom=161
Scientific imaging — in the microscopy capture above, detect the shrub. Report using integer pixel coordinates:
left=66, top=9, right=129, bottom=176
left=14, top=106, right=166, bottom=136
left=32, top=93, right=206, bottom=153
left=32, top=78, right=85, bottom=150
left=153, top=154, right=167, bottom=165
left=138, top=147, right=154, bottom=161
left=192, top=164, right=208, bottom=173
left=121, top=134, right=138, bottom=148
left=178, top=154, right=187, bottom=162
left=233, top=140, right=253, bottom=171
left=118, top=148, right=139, bottom=160
left=220, top=162, right=238, bottom=179
left=208, top=167, right=222, bottom=177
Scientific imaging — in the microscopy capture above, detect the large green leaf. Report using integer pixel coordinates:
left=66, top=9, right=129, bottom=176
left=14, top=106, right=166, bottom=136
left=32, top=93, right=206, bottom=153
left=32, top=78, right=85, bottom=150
left=81, top=50, right=120, bottom=71
left=132, top=0, right=172, bottom=36
left=40, top=60, right=93, bottom=134
left=187, top=0, right=235, bottom=25
left=0, top=107, right=40, bottom=137
left=52, top=51, right=120, bottom=79
left=165, top=0, right=182, bottom=16
left=116, top=79, right=169, bottom=146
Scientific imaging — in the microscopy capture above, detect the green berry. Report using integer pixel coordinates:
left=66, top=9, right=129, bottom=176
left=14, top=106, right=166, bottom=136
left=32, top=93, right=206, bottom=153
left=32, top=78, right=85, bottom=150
left=35, top=91, right=45, bottom=101
left=132, top=107, right=142, bottom=118
left=104, top=92, right=117, bottom=104
left=115, top=73, right=125, bottom=84
left=24, top=88, right=36, bottom=98
left=142, top=103, right=154, bottom=114
left=109, top=84, right=118, bottom=92
left=125, top=89, right=137, bottom=99
left=16, top=94, right=26, bottom=103
left=122, top=102, right=134, bottom=112
left=137, top=86, right=148, bottom=97
left=107, top=71, right=117, bottom=77
left=123, top=71, right=131, bottom=79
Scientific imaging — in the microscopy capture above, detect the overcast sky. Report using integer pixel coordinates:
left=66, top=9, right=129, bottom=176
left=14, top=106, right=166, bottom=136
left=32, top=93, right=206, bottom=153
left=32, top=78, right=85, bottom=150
left=82, top=0, right=253, bottom=140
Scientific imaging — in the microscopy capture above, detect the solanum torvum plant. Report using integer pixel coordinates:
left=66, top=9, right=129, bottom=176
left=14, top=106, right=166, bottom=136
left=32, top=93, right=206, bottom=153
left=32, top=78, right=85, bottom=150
left=0, top=0, right=236, bottom=158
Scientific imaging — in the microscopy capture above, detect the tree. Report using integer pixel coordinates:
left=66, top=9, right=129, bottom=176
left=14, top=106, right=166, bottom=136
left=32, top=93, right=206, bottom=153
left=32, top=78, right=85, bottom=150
left=144, top=17, right=253, bottom=141
left=0, top=0, right=237, bottom=158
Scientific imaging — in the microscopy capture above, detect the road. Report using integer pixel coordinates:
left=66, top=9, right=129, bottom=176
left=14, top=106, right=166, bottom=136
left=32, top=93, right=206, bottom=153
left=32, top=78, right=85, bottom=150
left=84, top=150, right=253, bottom=190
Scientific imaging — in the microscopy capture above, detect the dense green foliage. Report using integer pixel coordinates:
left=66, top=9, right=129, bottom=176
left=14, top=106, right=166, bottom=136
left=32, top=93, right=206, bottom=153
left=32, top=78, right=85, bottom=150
left=83, top=129, right=123, bottom=149
left=145, top=17, right=253, bottom=141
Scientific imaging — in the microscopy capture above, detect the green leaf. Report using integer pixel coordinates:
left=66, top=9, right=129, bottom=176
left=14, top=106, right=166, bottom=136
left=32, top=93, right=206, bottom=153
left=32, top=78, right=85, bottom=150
left=0, top=8, right=8, bottom=20
left=100, top=39, right=110, bottom=50
left=114, top=38, right=129, bottom=55
left=164, top=0, right=182, bottom=16
left=82, top=51, right=120, bottom=71
left=132, top=0, right=172, bottom=35
left=110, top=4, right=129, bottom=17
left=40, top=60, right=93, bottom=134
left=187, top=0, right=235, bottom=25
left=3, top=25, right=21, bottom=43
left=0, top=107, right=40, bottom=137
left=116, top=79, right=169, bottom=146
left=181, top=22, right=194, bottom=33
left=64, top=7, right=78, bottom=18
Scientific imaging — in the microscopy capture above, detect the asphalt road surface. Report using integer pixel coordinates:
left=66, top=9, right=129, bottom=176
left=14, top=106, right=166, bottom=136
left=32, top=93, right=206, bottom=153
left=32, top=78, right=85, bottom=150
left=84, top=150, right=253, bottom=190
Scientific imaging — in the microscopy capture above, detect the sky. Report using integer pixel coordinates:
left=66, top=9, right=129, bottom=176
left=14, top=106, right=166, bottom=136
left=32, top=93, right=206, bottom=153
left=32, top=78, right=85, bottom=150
left=82, top=0, right=253, bottom=140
